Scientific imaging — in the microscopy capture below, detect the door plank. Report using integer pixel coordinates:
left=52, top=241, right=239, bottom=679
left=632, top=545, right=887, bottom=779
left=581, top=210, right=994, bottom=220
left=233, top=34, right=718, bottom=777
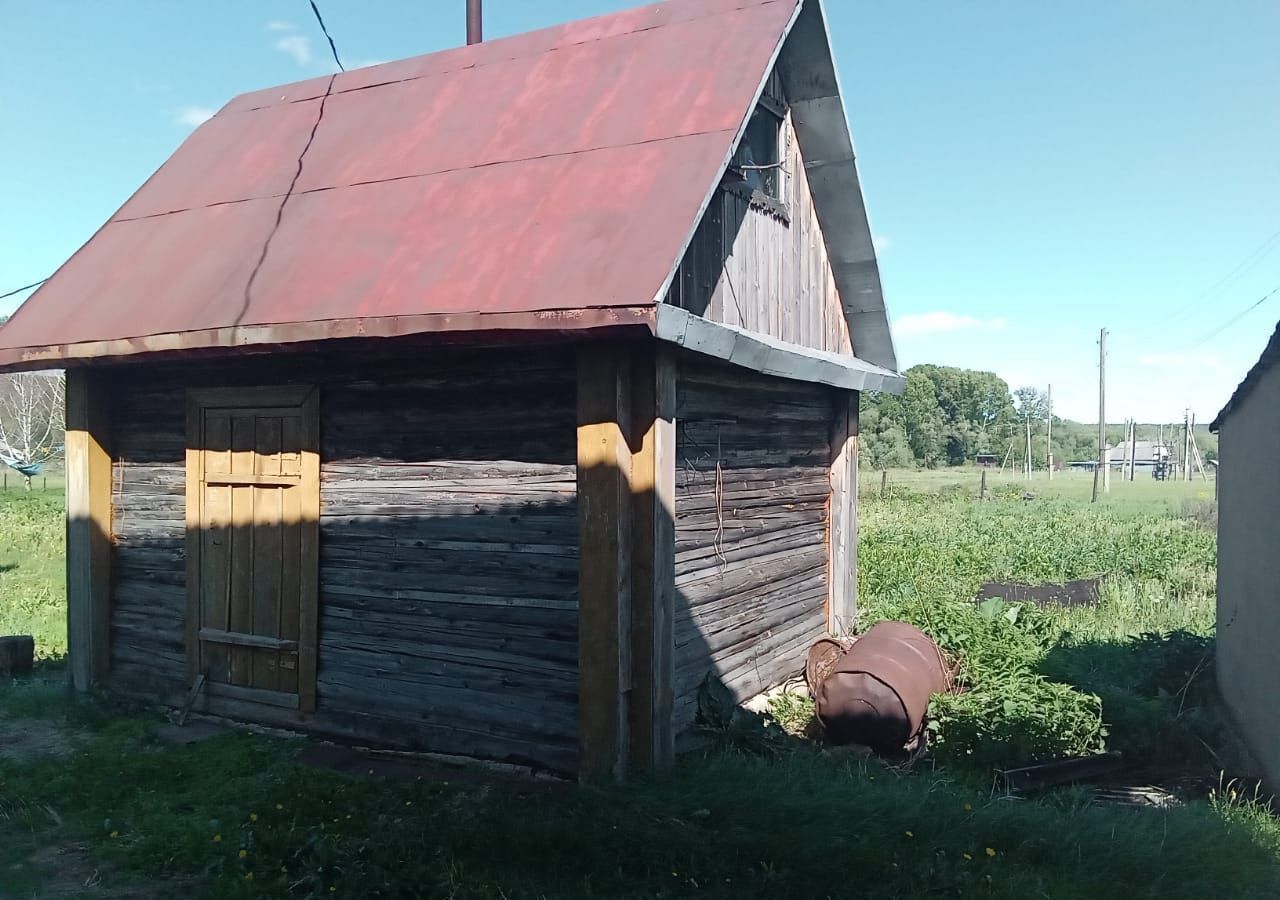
left=251, top=416, right=284, bottom=691
left=278, top=414, right=303, bottom=697
left=200, top=413, right=233, bottom=684
left=228, top=414, right=256, bottom=687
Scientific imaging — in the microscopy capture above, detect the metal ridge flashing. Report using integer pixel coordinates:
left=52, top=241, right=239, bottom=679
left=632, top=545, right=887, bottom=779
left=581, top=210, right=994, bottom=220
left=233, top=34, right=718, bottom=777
left=655, top=304, right=904, bottom=393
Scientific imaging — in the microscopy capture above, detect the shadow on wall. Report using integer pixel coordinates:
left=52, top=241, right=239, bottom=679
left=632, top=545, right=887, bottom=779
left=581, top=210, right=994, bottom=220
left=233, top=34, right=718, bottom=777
left=92, top=341, right=827, bottom=779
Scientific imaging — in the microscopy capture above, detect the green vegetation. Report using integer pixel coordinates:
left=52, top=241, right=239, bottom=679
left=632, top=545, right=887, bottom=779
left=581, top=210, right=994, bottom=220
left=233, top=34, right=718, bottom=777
left=855, top=480, right=1217, bottom=768
left=0, top=489, right=65, bottom=658
left=860, top=363, right=1218, bottom=469
left=0, top=473, right=1276, bottom=898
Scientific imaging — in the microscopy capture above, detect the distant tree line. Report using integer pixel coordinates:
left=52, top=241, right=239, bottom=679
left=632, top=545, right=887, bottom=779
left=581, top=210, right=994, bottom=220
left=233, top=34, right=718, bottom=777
left=859, top=364, right=1216, bottom=470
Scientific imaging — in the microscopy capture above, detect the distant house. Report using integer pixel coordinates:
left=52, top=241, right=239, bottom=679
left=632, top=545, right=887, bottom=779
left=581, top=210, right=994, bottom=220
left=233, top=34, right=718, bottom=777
left=1210, top=321, right=1280, bottom=789
left=975, top=454, right=998, bottom=468
left=1067, top=440, right=1171, bottom=472
left=0, top=0, right=903, bottom=779
left=1108, top=440, right=1170, bottom=469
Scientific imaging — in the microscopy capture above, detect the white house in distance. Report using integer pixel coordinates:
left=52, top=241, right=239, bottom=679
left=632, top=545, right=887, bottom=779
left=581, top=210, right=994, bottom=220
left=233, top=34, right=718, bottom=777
left=1209, top=321, right=1280, bottom=788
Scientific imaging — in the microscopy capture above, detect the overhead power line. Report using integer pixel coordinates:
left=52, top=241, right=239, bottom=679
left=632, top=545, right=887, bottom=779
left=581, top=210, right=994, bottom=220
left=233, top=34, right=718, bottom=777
left=0, top=279, right=46, bottom=302
left=308, top=0, right=345, bottom=72
left=1184, top=283, right=1280, bottom=349
left=1169, top=224, right=1280, bottom=320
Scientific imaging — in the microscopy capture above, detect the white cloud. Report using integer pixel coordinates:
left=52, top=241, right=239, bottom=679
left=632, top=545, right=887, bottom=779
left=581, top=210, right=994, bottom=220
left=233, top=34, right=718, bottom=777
left=274, top=34, right=313, bottom=65
left=872, top=234, right=892, bottom=254
left=266, top=20, right=295, bottom=32
left=174, top=105, right=215, bottom=128
left=894, top=311, right=1007, bottom=338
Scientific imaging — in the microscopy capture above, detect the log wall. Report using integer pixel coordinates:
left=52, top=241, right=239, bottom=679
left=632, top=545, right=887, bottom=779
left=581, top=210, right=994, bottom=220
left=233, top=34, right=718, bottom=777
left=105, top=346, right=579, bottom=774
left=666, top=112, right=854, bottom=357
left=672, top=357, right=835, bottom=731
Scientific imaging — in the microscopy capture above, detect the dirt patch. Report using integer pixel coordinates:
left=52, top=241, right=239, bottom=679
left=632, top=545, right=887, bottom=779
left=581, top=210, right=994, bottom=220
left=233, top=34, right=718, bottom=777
left=24, top=843, right=187, bottom=899
left=0, top=717, right=74, bottom=762
left=977, top=577, right=1102, bottom=608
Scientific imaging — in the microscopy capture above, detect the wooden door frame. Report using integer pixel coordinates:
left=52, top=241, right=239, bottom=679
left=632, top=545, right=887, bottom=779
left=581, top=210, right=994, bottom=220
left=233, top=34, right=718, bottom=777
left=184, top=385, right=320, bottom=713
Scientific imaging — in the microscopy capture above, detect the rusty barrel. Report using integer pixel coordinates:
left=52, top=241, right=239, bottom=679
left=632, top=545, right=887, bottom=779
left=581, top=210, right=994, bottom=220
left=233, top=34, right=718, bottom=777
left=814, top=621, right=949, bottom=754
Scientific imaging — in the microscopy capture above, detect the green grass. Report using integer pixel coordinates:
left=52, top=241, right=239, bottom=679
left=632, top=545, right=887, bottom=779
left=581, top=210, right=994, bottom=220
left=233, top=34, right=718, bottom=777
left=0, top=490, right=66, bottom=658
left=1, top=468, right=1277, bottom=898
left=865, top=466, right=1217, bottom=515
left=1, top=681, right=1278, bottom=900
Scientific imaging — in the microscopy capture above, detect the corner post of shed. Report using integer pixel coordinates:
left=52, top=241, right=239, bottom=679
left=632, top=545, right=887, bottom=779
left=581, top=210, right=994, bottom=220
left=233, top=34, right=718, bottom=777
left=577, top=342, right=676, bottom=780
left=65, top=368, right=113, bottom=691
left=827, top=390, right=858, bottom=636
left=627, top=346, right=676, bottom=771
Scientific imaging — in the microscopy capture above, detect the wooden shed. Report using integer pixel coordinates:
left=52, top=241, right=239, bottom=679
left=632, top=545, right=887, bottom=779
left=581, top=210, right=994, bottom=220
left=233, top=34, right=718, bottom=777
left=1209, top=321, right=1280, bottom=790
left=0, top=0, right=903, bottom=780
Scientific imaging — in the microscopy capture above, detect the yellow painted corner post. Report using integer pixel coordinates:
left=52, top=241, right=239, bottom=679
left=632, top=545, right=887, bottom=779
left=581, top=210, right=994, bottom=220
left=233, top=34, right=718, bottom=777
left=627, top=346, right=676, bottom=771
left=65, top=368, right=113, bottom=691
left=827, top=390, right=858, bottom=636
left=577, top=344, right=634, bottom=781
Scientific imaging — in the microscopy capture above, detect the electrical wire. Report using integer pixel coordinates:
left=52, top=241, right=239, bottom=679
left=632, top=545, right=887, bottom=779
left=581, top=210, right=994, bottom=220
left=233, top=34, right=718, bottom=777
left=0, top=279, right=46, bottom=302
left=308, top=0, right=345, bottom=72
left=1168, top=224, right=1280, bottom=319
left=1183, top=284, right=1280, bottom=349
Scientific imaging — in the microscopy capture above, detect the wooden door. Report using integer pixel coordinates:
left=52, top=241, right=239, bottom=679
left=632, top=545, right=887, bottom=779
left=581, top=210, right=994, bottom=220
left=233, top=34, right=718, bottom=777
left=186, top=387, right=319, bottom=712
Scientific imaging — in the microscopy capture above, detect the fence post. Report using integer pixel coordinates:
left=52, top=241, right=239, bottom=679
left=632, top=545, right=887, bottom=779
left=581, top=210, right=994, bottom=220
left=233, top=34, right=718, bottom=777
left=980, top=468, right=987, bottom=500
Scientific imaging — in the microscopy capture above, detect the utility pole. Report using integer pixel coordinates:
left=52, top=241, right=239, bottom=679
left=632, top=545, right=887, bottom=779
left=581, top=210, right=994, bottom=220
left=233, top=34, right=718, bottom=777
left=1128, top=419, right=1138, bottom=481
left=1046, top=384, right=1054, bottom=480
left=1183, top=409, right=1192, bottom=481
left=466, top=0, right=483, bottom=44
left=1025, top=418, right=1033, bottom=480
left=1092, top=328, right=1107, bottom=502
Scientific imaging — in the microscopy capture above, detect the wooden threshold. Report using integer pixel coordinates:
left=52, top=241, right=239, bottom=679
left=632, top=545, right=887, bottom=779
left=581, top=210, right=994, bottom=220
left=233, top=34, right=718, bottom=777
left=205, top=681, right=301, bottom=710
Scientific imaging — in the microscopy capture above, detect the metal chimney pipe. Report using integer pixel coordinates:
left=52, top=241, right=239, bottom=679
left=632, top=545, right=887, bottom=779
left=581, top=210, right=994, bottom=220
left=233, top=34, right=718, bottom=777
left=466, top=0, right=483, bottom=44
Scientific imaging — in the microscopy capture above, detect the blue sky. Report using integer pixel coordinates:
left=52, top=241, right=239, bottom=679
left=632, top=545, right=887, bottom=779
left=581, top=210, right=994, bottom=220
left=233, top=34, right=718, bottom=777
left=3, top=0, right=1278, bottom=423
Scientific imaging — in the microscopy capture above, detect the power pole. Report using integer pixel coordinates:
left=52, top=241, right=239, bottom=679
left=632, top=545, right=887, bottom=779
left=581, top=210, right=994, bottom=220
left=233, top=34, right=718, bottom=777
left=1092, top=328, right=1107, bottom=502
left=1025, top=417, right=1033, bottom=480
left=1183, top=409, right=1192, bottom=481
left=1046, top=384, right=1054, bottom=480
left=1128, top=419, right=1137, bottom=481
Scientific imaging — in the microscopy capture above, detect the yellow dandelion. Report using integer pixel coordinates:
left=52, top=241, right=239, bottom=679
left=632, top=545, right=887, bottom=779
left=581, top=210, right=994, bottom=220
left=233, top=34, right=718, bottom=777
left=405, top=801, right=412, bottom=807
left=963, top=853, right=973, bottom=861
left=109, top=831, right=119, bottom=839
left=249, top=812, right=258, bottom=822
left=239, top=849, right=248, bottom=860
left=213, top=834, right=222, bottom=843
left=986, top=847, right=996, bottom=858
left=905, top=831, right=914, bottom=838
left=245, top=872, right=254, bottom=882
left=963, top=803, right=972, bottom=812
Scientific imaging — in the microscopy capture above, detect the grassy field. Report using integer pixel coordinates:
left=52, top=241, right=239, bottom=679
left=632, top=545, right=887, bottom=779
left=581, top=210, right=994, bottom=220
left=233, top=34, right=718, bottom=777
left=2, top=470, right=1277, bottom=899
left=0, top=489, right=65, bottom=659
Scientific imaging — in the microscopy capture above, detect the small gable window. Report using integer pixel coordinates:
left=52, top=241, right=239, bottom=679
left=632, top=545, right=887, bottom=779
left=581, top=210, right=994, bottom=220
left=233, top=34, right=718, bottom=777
left=732, top=105, right=784, bottom=202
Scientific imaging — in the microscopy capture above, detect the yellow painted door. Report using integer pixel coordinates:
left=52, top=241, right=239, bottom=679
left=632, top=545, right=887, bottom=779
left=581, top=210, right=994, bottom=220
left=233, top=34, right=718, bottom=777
left=186, top=387, right=319, bottom=712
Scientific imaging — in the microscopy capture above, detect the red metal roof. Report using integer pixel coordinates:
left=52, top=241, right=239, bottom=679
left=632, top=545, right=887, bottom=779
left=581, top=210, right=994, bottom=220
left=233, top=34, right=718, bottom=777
left=0, top=0, right=801, bottom=368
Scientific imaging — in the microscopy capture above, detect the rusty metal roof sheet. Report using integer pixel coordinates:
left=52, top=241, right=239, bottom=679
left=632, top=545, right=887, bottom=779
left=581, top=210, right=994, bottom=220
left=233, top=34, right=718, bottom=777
left=0, top=0, right=896, bottom=372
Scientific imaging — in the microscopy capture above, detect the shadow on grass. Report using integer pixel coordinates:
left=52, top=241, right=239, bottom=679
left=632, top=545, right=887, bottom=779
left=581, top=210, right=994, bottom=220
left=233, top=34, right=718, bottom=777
left=1039, top=631, right=1226, bottom=772
left=2, top=677, right=1280, bottom=900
